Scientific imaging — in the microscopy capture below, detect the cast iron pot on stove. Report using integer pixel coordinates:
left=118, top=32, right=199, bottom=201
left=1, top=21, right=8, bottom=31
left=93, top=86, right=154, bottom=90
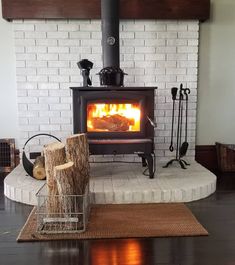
left=98, top=66, right=127, bottom=86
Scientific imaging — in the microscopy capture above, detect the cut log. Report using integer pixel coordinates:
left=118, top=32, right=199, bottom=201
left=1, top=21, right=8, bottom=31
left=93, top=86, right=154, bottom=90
left=54, top=161, right=76, bottom=214
left=44, top=142, right=66, bottom=213
left=66, top=134, right=90, bottom=194
left=33, top=156, right=46, bottom=180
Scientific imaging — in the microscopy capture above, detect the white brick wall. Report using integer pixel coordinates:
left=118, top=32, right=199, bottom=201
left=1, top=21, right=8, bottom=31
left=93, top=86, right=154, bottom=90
left=13, top=19, right=199, bottom=161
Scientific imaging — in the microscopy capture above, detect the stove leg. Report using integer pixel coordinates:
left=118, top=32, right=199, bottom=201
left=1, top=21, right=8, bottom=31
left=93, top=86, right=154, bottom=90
left=141, top=157, right=147, bottom=167
left=137, top=153, right=155, bottom=178
left=146, top=154, right=154, bottom=179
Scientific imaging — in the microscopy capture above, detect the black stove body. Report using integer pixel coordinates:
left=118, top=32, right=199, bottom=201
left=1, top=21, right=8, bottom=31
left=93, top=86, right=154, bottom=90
left=71, top=86, right=156, bottom=178
left=72, top=0, right=157, bottom=178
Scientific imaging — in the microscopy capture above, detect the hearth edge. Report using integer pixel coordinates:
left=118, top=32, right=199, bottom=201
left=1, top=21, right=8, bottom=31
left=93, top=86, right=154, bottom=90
left=4, top=162, right=216, bottom=205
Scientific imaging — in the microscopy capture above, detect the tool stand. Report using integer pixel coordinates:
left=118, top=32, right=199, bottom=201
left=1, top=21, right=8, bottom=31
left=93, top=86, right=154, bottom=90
left=163, top=84, right=191, bottom=169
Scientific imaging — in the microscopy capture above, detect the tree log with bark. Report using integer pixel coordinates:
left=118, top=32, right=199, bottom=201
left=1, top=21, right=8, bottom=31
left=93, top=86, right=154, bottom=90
left=42, top=134, right=90, bottom=218
left=44, top=142, right=66, bottom=214
left=66, top=133, right=90, bottom=194
left=33, top=156, right=46, bottom=180
left=54, top=161, right=76, bottom=214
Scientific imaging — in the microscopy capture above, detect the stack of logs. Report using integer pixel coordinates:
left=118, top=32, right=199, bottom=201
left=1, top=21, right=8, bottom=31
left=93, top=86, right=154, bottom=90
left=43, top=133, right=90, bottom=214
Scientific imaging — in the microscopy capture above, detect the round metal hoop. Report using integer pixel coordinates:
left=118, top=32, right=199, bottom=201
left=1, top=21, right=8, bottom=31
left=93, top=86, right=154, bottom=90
left=22, top=133, right=61, bottom=178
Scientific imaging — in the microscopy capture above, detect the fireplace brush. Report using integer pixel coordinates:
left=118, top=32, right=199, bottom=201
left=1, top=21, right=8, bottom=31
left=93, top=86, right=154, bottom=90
left=163, top=84, right=191, bottom=169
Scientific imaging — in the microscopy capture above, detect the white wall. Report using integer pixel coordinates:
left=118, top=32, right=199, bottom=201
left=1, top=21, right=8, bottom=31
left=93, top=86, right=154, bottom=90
left=197, top=0, right=235, bottom=145
left=0, top=4, right=18, bottom=141
left=13, top=19, right=199, bottom=160
left=2, top=0, right=233, bottom=148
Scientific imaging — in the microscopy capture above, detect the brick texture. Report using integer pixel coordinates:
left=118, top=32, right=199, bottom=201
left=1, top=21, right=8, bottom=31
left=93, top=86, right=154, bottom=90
left=13, top=19, right=199, bottom=161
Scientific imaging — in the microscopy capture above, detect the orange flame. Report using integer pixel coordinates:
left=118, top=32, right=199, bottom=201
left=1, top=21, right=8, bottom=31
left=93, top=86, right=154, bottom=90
left=87, top=103, right=141, bottom=132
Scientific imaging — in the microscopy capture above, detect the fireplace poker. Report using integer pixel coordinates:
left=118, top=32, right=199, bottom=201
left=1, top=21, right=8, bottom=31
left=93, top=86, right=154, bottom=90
left=176, top=85, right=184, bottom=161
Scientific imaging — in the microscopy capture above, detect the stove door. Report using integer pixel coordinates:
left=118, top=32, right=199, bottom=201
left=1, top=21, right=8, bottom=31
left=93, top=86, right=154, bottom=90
left=74, top=90, right=154, bottom=139
left=87, top=101, right=141, bottom=133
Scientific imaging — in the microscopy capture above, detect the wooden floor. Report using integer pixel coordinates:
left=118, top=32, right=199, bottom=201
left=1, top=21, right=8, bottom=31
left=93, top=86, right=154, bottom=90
left=1, top=170, right=235, bottom=265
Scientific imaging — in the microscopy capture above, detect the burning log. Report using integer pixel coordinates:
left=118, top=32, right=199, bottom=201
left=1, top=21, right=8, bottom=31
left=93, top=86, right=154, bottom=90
left=92, top=114, right=134, bottom=132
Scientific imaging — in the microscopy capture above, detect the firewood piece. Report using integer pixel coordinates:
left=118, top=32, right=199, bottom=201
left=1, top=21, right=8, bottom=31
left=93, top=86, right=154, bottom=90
left=66, top=134, right=90, bottom=194
left=54, top=161, right=76, bottom=214
left=33, top=156, right=46, bottom=180
left=44, top=142, right=66, bottom=214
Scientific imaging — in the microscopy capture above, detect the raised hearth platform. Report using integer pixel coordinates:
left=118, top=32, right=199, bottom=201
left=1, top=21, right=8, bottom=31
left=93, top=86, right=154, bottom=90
left=4, top=161, right=216, bottom=205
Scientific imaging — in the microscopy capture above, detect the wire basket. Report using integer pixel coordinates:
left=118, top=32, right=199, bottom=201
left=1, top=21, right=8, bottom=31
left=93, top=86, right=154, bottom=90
left=36, top=184, right=90, bottom=234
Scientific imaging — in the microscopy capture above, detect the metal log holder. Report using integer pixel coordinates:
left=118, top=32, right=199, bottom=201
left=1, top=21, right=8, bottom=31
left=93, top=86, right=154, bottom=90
left=163, top=84, right=191, bottom=169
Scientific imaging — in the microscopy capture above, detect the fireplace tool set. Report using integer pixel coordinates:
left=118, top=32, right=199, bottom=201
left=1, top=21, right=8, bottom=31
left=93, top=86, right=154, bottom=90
left=163, top=84, right=191, bottom=169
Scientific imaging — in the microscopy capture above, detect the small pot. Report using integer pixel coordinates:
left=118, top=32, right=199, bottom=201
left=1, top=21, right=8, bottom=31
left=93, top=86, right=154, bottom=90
left=98, top=67, right=127, bottom=86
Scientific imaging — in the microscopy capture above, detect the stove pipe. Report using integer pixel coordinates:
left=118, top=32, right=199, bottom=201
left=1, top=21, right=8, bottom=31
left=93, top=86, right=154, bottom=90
left=101, top=0, right=120, bottom=68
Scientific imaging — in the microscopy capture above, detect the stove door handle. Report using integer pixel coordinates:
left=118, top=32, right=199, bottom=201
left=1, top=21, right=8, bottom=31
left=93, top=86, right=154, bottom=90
left=147, top=116, right=157, bottom=128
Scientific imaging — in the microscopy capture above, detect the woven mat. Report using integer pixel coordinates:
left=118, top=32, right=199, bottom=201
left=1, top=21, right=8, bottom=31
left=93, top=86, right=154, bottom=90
left=17, top=203, right=208, bottom=242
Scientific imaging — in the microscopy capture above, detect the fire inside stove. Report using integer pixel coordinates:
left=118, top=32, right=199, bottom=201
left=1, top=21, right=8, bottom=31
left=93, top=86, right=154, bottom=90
left=87, top=103, right=141, bottom=132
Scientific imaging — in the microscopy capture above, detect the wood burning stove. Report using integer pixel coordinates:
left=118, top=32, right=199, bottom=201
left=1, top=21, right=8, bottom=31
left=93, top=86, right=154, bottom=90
left=71, top=86, right=156, bottom=178
left=71, top=0, right=157, bottom=178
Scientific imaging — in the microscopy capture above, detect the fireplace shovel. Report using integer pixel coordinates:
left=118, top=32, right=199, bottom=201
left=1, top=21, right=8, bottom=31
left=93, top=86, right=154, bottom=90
left=179, top=88, right=190, bottom=158
left=169, top=87, right=178, bottom=152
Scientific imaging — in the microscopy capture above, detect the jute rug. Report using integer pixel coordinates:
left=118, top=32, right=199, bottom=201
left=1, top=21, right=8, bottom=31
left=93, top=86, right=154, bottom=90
left=17, top=203, right=208, bottom=242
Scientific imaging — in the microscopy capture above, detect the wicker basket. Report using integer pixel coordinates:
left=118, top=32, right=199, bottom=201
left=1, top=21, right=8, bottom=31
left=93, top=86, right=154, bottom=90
left=216, top=142, right=235, bottom=172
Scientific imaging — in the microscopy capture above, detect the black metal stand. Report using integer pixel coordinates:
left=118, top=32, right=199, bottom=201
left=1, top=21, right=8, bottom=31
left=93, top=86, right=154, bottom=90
left=163, top=84, right=190, bottom=169
left=163, top=158, right=190, bottom=169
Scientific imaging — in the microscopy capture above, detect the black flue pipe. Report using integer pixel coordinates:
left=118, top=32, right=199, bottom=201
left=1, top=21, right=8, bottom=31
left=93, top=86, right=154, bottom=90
left=101, top=0, right=120, bottom=68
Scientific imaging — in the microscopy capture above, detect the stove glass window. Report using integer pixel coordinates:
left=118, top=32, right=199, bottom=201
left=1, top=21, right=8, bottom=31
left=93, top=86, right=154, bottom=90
left=87, top=102, right=141, bottom=132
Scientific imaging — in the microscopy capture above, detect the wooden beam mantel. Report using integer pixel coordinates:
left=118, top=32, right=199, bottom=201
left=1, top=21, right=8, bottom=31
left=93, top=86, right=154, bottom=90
left=2, top=0, right=210, bottom=21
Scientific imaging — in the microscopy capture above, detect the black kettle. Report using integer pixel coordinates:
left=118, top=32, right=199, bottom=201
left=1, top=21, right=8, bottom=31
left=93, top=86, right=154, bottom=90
left=98, top=66, right=127, bottom=86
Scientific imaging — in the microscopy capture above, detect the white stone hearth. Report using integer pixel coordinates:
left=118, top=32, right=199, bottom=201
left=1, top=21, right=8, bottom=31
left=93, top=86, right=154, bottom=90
left=4, top=161, right=216, bottom=205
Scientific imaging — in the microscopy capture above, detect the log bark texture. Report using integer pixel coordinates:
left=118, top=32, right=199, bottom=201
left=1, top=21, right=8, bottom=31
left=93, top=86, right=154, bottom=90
left=44, top=142, right=66, bottom=213
left=66, top=134, right=90, bottom=194
left=54, top=161, right=76, bottom=214
left=33, top=156, right=46, bottom=180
